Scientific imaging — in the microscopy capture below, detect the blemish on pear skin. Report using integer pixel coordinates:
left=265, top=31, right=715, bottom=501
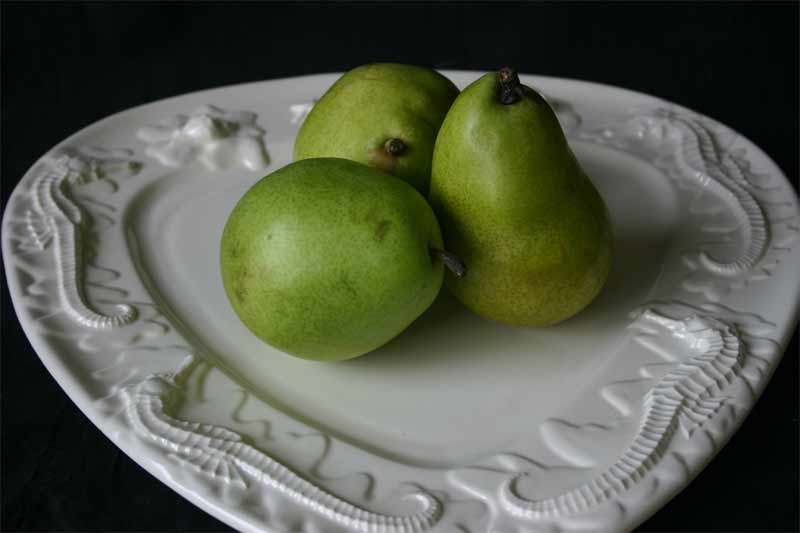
left=339, top=273, right=358, bottom=297
left=369, top=148, right=395, bottom=172
left=360, top=207, right=379, bottom=224
left=233, top=266, right=252, bottom=304
left=234, top=286, right=247, bottom=305
left=375, top=220, right=392, bottom=241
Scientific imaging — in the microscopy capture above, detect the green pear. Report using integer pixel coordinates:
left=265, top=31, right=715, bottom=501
left=429, top=68, right=612, bottom=327
left=293, top=63, right=459, bottom=194
left=220, top=158, right=464, bottom=361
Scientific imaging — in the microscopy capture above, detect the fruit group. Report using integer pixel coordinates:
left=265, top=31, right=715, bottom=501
left=429, top=68, right=613, bottom=326
left=220, top=158, right=452, bottom=361
left=294, top=63, right=459, bottom=194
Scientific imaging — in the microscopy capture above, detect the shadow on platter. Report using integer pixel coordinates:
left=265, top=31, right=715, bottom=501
left=346, top=226, right=673, bottom=373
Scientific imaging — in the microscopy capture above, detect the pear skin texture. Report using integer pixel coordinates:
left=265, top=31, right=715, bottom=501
left=429, top=73, right=613, bottom=327
left=220, top=158, right=445, bottom=361
left=293, top=63, right=459, bottom=194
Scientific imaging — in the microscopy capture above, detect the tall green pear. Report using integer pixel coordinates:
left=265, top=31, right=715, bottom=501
left=220, top=158, right=464, bottom=361
left=429, top=68, right=612, bottom=327
left=294, top=63, right=459, bottom=194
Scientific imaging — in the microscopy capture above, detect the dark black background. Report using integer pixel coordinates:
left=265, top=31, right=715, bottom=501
left=2, top=2, right=798, bottom=532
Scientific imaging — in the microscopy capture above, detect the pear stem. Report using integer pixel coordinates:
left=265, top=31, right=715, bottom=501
left=498, top=67, right=523, bottom=105
left=430, top=248, right=467, bottom=279
left=385, top=138, right=406, bottom=156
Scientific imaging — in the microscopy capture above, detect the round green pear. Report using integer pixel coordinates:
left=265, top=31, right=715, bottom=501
left=293, top=63, right=459, bottom=194
left=220, top=158, right=463, bottom=361
left=429, top=68, right=613, bottom=327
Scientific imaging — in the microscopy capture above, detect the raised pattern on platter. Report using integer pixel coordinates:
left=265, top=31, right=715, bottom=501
left=137, top=104, right=269, bottom=171
left=25, top=150, right=140, bottom=329
left=578, top=107, right=799, bottom=301
left=122, top=356, right=443, bottom=533
left=4, top=82, right=796, bottom=533
left=500, top=308, right=744, bottom=519
left=626, top=109, right=768, bottom=275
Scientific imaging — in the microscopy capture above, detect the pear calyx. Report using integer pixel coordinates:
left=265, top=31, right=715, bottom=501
left=498, top=67, right=523, bottom=105
left=430, top=247, right=467, bottom=278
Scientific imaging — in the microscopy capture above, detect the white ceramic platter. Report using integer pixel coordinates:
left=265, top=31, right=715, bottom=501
left=3, top=71, right=799, bottom=533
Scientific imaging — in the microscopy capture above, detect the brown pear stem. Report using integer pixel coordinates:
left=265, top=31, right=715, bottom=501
left=498, top=66, right=523, bottom=105
left=430, top=248, right=467, bottom=279
left=385, top=138, right=406, bottom=156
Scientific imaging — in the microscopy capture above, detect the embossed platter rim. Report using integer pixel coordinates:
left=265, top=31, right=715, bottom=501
left=3, top=71, right=799, bottom=533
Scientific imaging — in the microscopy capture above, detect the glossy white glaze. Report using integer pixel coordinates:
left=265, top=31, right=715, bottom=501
left=3, top=72, right=798, bottom=533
